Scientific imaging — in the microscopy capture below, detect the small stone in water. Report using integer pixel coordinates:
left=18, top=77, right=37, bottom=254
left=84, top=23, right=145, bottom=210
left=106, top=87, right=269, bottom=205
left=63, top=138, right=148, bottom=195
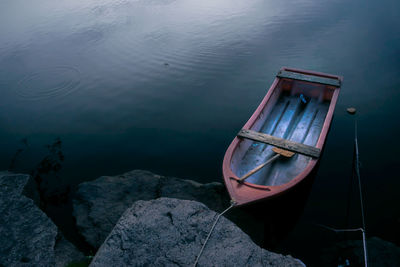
left=346, top=107, right=356, bottom=114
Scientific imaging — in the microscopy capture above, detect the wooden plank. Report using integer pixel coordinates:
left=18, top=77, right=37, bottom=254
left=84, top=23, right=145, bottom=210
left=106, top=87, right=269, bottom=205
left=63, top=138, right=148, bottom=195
left=277, top=70, right=341, bottom=87
left=238, top=129, right=321, bottom=158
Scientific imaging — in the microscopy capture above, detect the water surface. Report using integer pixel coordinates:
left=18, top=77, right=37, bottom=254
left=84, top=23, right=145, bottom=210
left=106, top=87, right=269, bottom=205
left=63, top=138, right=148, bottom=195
left=1, top=0, right=399, bottom=264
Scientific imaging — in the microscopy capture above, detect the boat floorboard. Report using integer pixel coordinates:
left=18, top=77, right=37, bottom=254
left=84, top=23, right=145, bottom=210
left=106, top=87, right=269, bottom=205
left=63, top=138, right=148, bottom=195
left=237, top=93, right=329, bottom=186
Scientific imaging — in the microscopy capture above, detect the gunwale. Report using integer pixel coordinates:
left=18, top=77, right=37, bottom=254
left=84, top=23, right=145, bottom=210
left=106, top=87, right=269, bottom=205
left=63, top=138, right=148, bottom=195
left=222, top=67, right=342, bottom=206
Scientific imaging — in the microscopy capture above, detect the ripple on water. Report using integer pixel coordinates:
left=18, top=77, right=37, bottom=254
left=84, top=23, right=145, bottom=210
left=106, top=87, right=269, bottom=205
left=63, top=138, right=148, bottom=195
left=101, top=27, right=233, bottom=84
left=16, top=66, right=81, bottom=101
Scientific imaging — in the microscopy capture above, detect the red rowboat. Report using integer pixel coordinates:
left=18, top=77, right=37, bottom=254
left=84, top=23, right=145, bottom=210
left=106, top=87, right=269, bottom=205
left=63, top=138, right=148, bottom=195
left=223, top=67, right=342, bottom=206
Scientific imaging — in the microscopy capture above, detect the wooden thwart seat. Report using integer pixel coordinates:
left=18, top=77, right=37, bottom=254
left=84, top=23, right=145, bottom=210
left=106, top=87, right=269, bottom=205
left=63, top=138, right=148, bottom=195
left=277, top=70, right=341, bottom=87
left=237, top=129, right=321, bottom=158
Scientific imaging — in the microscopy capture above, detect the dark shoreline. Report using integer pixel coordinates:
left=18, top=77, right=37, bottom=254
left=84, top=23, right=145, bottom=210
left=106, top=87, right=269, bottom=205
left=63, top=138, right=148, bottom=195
left=1, top=171, right=305, bottom=266
left=2, top=170, right=400, bottom=266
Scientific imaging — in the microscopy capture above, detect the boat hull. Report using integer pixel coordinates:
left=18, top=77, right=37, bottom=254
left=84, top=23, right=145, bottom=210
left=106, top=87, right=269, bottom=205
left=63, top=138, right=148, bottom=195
left=223, top=67, right=342, bottom=206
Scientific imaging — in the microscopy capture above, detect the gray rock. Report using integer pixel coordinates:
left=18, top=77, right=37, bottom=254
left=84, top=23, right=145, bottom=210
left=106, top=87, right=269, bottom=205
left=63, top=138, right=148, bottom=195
left=0, top=171, right=31, bottom=196
left=159, top=177, right=230, bottom=212
left=73, top=170, right=232, bottom=248
left=364, top=237, right=400, bottom=266
left=0, top=172, right=56, bottom=266
left=54, top=234, right=86, bottom=267
left=90, top=198, right=304, bottom=267
left=321, top=236, right=400, bottom=266
left=0, top=172, right=84, bottom=267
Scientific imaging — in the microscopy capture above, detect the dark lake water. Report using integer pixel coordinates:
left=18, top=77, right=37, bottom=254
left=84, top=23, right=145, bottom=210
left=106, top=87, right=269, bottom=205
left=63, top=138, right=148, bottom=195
left=1, top=0, right=399, bottom=264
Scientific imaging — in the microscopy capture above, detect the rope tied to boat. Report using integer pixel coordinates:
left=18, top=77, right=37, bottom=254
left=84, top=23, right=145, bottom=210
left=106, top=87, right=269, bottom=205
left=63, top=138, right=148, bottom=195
left=352, top=115, right=368, bottom=267
left=315, top=224, right=368, bottom=267
left=193, top=200, right=236, bottom=267
left=318, top=108, right=368, bottom=267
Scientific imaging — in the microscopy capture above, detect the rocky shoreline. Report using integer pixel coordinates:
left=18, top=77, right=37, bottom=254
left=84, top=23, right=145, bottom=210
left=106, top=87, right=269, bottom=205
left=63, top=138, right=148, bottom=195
left=90, top=198, right=303, bottom=266
left=0, top=172, right=84, bottom=266
left=1, top=170, right=400, bottom=266
left=72, top=170, right=231, bottom=249
left=0, top=171, right=303, bottom=266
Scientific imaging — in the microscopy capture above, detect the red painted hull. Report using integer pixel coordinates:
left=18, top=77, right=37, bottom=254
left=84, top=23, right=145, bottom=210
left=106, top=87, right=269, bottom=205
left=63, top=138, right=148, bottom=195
left=223, top=67, right=342, bottom=206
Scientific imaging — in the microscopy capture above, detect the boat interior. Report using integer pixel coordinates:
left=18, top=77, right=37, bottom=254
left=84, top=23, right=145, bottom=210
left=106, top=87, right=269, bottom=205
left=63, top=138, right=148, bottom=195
left=231, top=79, right=336, bottom=186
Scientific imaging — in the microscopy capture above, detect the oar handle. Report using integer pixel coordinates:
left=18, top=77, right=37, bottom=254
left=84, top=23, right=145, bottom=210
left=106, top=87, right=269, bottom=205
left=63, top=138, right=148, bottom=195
left=238, top=153, right=281, bottom=183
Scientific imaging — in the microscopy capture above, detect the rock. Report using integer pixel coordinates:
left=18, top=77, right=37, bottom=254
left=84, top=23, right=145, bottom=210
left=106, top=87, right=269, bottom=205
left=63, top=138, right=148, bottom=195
left=0, top=172, right=56, bottom=266
left=90, top=198, right=304, bottom=267
left=54, top=234, right=86, bottom=267
left=321, top=236, right=400, bottom=266
left=364, top=237, right=400, bottom=266
left=0, top=171, right=32, bottom=196
left=73, top=170, right=232, bottom=248
left=0, top=172, right=84, bottom=266
left=159, top=177, right=230, bottom=212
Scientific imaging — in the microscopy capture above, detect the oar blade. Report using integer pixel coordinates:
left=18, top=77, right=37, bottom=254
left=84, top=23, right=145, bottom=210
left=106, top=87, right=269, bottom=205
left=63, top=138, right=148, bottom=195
left=272, top=147, right=295, bottom=157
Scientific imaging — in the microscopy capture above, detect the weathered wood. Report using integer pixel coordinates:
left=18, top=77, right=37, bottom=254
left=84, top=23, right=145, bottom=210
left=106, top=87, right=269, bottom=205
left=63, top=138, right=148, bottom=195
left=272, top=147, right=295, bottom=157
left=238, top=154, right=281, bottom=183
left=277, top=70, right=341, bottom=87
left=237, top=147, right=296, bottom=183
left=237, top=129, right=321, bottom=158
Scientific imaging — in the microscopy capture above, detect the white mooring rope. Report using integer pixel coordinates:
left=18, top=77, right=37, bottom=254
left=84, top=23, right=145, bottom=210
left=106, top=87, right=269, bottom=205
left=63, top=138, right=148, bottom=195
left=318, top=113, right=368, bottom=267
left=315, top=111, right=368, bottom=267
left=353, top=119, right=368, bottom=267
left=193, top=200, right=236, bottom=267
left=315, top=223, right=367, bottom=267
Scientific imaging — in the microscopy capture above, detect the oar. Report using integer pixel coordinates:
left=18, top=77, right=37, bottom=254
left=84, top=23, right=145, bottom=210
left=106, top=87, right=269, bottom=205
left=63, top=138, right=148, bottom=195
left=237, top=147, right=295, bottom=183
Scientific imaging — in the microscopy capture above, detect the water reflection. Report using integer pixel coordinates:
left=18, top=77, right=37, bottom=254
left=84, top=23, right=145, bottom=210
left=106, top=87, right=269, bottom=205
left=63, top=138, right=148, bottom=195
left=236, top=166, right=317, bottom=249
left=0, top=0, right=400, bottom=264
